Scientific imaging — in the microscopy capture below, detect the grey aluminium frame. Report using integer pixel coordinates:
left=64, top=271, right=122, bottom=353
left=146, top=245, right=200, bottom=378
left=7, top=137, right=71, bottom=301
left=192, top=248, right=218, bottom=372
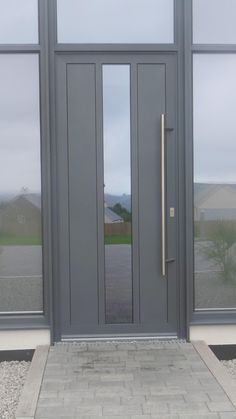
left=184, top=0, right=236, bottom=327
left=0, top=0, right=53, bottom=332
left=48, top=0, right=187, bottom=341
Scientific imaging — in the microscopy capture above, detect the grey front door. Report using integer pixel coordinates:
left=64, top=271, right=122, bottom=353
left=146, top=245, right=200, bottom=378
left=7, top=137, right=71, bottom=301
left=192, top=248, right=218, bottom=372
left=56, top=54, right=178, bottom=339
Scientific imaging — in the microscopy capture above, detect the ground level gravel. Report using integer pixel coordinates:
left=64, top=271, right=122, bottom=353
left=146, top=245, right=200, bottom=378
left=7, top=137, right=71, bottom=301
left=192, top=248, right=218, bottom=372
left=0, top=361, right=30, bottom=419
left=221, top=359, right=236, bottom=379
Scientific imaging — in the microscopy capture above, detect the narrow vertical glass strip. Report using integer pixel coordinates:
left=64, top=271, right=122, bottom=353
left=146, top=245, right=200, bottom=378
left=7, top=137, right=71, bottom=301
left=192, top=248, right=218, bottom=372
left=103, top=65, right=133, bottom=324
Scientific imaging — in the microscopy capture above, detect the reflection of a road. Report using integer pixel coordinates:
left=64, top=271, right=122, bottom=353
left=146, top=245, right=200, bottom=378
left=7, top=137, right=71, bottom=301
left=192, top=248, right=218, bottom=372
left=195, top=241, right=236, bottom=309
left=0, top=246, right=43, bottom=312
left=1, top=241, right=233, bottom=315
left=105, top=244, right=132, bottom=324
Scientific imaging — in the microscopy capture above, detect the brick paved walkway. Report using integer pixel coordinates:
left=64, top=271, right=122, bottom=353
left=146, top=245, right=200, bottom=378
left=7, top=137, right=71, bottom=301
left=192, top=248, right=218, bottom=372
left=35, top=341, right=236, bottom=419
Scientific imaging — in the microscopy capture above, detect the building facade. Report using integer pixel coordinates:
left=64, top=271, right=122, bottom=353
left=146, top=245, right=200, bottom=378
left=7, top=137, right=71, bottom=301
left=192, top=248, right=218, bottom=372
left=0, top=0, right=236, bottom=349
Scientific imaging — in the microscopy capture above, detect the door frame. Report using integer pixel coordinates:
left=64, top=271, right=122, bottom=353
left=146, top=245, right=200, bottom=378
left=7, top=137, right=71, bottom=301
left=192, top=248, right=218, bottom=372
left=53, top=51, right=183, bottom=341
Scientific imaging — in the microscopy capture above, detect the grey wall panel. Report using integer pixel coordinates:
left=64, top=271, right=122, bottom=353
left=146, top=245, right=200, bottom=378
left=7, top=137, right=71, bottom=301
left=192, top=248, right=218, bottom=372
left=67, top=64, right=98, bottom=327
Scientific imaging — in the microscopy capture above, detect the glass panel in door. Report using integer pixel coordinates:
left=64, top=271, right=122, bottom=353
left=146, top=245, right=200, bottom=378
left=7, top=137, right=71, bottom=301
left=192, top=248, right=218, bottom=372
left=103, top=65, right=133, bottom=323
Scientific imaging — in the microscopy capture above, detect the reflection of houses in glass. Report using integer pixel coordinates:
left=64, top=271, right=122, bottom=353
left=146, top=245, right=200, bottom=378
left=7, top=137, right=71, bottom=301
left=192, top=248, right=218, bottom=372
left=104, top=202, right=124, bottom=224
left=194, top=183, right=236, bottom=221
left=0, top=193, right=41, bottom=237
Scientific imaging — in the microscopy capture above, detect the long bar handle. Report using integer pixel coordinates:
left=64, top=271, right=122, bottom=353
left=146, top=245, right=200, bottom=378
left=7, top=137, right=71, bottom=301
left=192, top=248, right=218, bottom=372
left=161, top=114, right=166, bottom=277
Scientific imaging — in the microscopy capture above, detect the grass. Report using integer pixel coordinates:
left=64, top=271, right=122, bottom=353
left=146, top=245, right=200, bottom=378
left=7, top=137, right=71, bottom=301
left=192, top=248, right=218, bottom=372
left=0, top=233, right=130, bottom=246
left=0, top=234, right=42, bottom=246
left=105, top=234, right=132, bottom=245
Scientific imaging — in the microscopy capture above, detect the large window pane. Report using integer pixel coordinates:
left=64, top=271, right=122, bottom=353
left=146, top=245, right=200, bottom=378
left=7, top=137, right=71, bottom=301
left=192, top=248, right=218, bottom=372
left=57, top=0, right=174, bottom=44
left=103, top=65, right=133, bottom=323
left=0, top=55, right=42, bottom=313
left=193, top=0, right=236, bottom=44
left=194, top=54, right=236, bottom=310
left=0, top=0, right=38, bottom=44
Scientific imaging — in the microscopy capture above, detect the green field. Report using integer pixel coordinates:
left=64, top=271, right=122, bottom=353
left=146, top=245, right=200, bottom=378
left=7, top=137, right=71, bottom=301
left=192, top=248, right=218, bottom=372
left=0, top=234, right=42, bottom=246
left=105, top=235, right=132, bottom=245
left=0, top=233, right=130, bottom=246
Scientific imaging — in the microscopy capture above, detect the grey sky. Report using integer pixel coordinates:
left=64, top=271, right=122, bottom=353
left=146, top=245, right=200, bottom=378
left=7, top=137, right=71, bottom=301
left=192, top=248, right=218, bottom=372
left=57, top=0, right=173, bottom=44
left=0, top=0, right=38, bottom=44
left=194, top=54, right=236, bottom=184
left=0, top=54, right=41, bottom=195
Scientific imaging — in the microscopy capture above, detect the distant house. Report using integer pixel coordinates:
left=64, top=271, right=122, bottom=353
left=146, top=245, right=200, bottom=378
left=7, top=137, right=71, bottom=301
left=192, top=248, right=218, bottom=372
left=104, top=203, right=124, bottom=224
left=194, top=183, right=236, bottom=221
left=0, top=194, right=41, bottom=237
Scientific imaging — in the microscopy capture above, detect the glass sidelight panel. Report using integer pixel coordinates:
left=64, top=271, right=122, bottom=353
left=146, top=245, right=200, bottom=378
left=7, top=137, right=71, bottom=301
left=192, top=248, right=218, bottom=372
left=103, top=65, right=133, bottom=323
left=57, top=0, right=174, bottom=44
left=0, top=55, right=43, bottom=313
left=194, top=54, right=236, bottom=310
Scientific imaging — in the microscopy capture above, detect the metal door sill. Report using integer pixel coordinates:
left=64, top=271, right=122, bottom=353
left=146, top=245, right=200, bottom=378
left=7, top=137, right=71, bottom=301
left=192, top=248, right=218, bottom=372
left=61, top=334, right=179, bottom=343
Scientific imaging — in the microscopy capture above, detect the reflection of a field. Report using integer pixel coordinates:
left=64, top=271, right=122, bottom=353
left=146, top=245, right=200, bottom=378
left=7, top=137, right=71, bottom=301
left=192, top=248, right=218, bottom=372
left=195, top=241, right=236, bottom=309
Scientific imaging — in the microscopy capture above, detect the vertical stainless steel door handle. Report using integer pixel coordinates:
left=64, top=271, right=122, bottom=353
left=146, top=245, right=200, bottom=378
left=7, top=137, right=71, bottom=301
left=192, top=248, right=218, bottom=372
left=161, top=114, right=166, bottom=277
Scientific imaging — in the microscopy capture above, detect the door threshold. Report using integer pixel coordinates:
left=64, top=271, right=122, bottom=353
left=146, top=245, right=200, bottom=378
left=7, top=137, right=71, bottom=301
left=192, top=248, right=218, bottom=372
left=61, top=334, right=180, bottom=343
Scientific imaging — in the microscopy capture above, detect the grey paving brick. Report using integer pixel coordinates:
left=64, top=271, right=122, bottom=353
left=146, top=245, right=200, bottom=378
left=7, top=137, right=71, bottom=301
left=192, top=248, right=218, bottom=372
left=121, top=396, right=146, bottom=405
left=36, top=406, right=76, bottom=417
left=75, top=405, right=103, bottom=415
left=168, top=401, right=210, bottom=414
left=183, top=393, right=210, bottom=402
left=142, top=402, right=169, bottom=414
left=149, top=416, right=179, bottom=419
left=103, top=405, right=143, bottom=415
left=146, top=395, right=185, bottom=403
left=37, top=398, right=64, bottom=408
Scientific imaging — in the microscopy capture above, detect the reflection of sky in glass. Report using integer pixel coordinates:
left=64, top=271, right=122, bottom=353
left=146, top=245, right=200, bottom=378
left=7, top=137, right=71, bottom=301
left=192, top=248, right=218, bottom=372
left=57, top=0, right=173, bottom=44
left=103, top=66, right=131, bottom=196
left=0, top=55, right=41, bottom=195
left=0, top=0, right=38, bottom=44
left=193, top=54, right=236, bottom=184
left=193, top=0, right=236, bottom=44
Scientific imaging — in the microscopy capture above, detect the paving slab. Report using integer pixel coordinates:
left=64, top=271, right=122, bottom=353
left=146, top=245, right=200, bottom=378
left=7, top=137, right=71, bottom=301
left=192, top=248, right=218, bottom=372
left=31, top=340, right=236, bottom=418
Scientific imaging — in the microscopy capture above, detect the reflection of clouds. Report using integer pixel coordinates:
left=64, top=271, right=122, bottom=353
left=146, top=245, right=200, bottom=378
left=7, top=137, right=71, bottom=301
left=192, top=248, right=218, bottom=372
left=0, top=55, right=41, bottom=194
left=103, top=66, right=131, bottom=196
left=194, top=55, right=236, bottom=183
left=0, top=0, right=38, bottom=44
